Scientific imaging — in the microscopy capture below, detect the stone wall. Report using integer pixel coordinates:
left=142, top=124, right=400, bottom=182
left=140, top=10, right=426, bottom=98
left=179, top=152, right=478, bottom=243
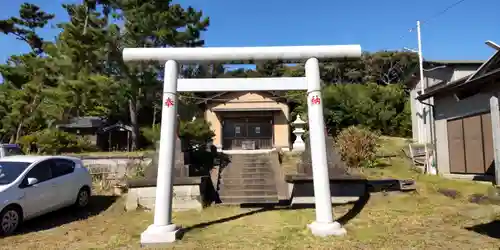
left=80, top=156, right=152, bottom=179
left=125, top=167, right=217, bottom=212
left=284, top=135, right=368, bottom=205
left=287, top=181, right=366, bottom=205
left=126, top=185, right=203, bottom=212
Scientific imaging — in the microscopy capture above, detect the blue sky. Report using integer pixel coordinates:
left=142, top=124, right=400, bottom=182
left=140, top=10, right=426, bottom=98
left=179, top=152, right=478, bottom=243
left=1, top=0, right=499, bottom=64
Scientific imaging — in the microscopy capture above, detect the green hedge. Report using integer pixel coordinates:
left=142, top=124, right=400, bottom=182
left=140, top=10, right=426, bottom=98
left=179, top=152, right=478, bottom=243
left=288, top=83, right=411, bottom=137
left=19, top=128, right=96, bottom=154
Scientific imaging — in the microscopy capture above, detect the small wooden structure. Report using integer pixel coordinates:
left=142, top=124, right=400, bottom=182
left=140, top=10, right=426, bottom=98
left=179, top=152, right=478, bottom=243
left=57, top=117, right=133, bottom=151
left=406, top=143, right=433, bottom=172
left=57, top=116, right=106, bottom=145
left=99, top=122, right=133, bottom=152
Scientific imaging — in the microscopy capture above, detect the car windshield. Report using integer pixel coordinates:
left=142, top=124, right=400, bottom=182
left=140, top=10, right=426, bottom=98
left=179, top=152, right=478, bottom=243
left=0, top=161, right=31, bottom=185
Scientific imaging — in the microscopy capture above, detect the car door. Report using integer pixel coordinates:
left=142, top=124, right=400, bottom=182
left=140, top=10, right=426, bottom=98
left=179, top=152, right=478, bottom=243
left=19, top=160, right=58, bottom=218
left=49, top=158, right=77, bottom=206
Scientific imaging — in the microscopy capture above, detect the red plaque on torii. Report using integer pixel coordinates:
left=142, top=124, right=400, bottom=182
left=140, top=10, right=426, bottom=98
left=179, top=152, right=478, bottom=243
left=165, top=97, right=174, bottom=107
left=311, top=95, right=321, bottom=105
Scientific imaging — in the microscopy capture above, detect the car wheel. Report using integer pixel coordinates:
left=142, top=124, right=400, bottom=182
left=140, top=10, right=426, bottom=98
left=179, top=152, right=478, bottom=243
left=0, top=206, right=22, bottom=236
left=75, top=187, right=90, bottom=209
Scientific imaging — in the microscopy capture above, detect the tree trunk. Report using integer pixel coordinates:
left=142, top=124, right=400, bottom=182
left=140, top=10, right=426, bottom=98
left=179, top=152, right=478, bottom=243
left=152, top=104, right=157, bottom=127
left=15, top=121, right=23, bottom=143
left=128, top=99, right=140, bottom=150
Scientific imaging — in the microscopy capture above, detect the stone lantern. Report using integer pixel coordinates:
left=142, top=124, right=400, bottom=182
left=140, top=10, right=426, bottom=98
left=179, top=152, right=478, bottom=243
left=292, top=114, right=306, bottom=152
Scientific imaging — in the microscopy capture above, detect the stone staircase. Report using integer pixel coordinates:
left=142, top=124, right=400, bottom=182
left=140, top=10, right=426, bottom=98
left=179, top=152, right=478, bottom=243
left=218, top=153, right=280, bottom=204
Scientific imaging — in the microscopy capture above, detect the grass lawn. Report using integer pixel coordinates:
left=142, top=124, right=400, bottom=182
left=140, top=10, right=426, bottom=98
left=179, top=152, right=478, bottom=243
left=2, top=137, right=500, bottom=249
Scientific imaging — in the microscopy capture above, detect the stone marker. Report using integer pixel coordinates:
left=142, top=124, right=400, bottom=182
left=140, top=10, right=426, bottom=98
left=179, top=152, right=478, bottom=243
left=144, top=137, right=187, bottom=180
left=297, top=136, right=352, bottom=177
left=125, top=190, right=139, bottom=211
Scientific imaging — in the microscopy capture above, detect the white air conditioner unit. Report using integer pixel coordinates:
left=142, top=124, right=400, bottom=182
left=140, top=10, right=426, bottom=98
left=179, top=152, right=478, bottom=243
left=241, top=140, right=256, bottom=150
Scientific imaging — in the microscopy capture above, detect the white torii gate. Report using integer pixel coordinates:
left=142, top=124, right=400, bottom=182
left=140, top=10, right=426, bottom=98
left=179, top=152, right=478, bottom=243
left=122, top=45, right=362, bottom=245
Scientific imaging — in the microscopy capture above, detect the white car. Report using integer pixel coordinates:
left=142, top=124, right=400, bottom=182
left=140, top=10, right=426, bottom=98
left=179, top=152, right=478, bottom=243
left=0, top=155, right=92, bottom=236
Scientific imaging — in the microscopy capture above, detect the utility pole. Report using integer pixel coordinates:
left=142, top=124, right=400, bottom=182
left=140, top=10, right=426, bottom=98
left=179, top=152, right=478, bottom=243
left=416, top=20, right=433, bottom=174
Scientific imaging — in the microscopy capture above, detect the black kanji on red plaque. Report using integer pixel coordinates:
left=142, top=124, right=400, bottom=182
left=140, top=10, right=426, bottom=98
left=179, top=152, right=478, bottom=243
left=311, top=95, right=321, bottom=105
left=165, top=97, right=174, bottom=107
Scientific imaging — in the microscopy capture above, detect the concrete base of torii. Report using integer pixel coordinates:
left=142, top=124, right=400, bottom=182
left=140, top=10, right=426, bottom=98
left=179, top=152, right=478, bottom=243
left=141, top=224, right=181, bottom=245
left=308, top=221, right=347, bottom=237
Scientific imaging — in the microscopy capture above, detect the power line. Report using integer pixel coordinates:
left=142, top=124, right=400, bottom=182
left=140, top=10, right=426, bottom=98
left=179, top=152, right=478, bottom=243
left=397, top=0, right=469, bottom=44
left=422, top=0, right=468, bottom=25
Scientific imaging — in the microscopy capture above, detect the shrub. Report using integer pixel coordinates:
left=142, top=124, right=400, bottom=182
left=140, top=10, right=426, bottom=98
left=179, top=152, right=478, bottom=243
left=141, top=125, right=161, bottom=146
left=142, top=118, right=215, bottom=148
left=125, top=162, right=146, bottom=179
left=179, top=119, right=215, bottom=147
left=335, top=125, right=380, bottom=168
left=289, top=83, right=411, bottom=137
left=19, top=128, right=96, bottom=154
